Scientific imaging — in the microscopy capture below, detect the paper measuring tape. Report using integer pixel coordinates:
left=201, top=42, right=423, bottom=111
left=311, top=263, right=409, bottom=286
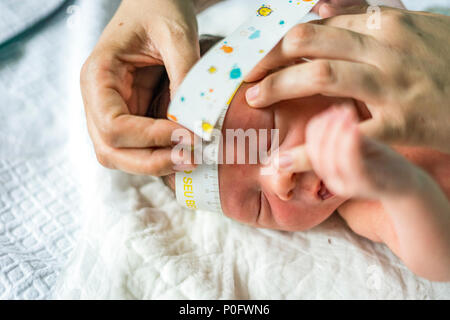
left=175, top=107, right=228, bottom=213
left=170, top=0, right=316, bottom=213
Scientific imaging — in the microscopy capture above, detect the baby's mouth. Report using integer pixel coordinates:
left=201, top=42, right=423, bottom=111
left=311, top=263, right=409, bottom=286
left=318, top=181, right=334, bottom=201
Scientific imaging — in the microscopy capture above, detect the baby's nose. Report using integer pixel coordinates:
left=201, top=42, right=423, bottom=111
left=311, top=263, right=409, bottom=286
left=260, top=169, right=296, bottom=201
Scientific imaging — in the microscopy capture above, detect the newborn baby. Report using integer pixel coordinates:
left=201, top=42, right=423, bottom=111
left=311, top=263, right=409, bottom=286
left=150, top=36, right=450, bottom=281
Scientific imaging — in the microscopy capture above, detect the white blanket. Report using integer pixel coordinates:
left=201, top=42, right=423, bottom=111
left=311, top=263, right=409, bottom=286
left=0, top=2, right=81, bottom=299
left=53, top=0, right=450, bottom=299
left=0, top=0, right=124, bottom=300
left=0, top=0, right=66, bottom=45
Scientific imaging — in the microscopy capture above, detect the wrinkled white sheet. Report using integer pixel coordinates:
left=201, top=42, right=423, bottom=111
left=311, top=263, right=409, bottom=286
left=0, top=3, right=81, bottom=299
left=0, top=0, right=66, bottom=45
left=55, top=171, right=450, bottom=299
left=52, top=0, right=450, bottom=299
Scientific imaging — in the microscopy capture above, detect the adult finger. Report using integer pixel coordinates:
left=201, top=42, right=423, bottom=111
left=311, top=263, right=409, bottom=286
left=319, top=0, right=405, bottom=18
left=158, top=23, right=200, bottom=96
left=312, top=0, right=369, bottom=17
left=88, top=115, right=196, bottom=176
left=245, top=23, right=381, bottom=83
left=81, top=53, right=190, bottom=149
left=316, top=2, right=369, bottom=18
left=314, top=5, right=405, bottom=35
left=89, top=85, right=194, bottom=149
left=312, top=7, right=380, bottom=36
left=95, top=146, right=196, bottom=177
left=246, top=59, right=384, bottom=108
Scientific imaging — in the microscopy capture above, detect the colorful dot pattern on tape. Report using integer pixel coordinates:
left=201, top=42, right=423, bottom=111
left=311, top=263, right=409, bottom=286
left=170, top=0, right=317, bottom=213
left=168, top=0, right=316, bottom=141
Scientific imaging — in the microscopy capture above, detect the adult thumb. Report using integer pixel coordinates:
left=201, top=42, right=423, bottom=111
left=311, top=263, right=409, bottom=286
left=160, top=31, right=201, bottom=98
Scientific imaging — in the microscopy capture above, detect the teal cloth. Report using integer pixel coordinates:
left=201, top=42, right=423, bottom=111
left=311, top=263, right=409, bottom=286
left=426, top=6, right=450, bottom=15
left=0, top=0, right=68, bottom=47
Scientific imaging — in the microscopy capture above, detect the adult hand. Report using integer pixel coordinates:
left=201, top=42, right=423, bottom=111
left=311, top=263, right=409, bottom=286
left=245, top=6, right=450, bottom=172
left=81, top=0, right=203, bottom=176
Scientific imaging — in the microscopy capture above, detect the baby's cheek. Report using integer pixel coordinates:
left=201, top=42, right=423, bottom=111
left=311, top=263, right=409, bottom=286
left=222, top=206, right=255, bottom=226
left=272, top=200, right=341, bottom=232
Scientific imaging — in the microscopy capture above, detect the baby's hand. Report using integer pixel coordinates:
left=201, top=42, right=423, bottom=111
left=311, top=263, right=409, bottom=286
left=303, top=107, right=417, bottom=200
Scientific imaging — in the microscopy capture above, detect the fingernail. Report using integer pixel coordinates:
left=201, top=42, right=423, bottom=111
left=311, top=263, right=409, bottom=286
left=341, top=108, right=353, bottom=120
left=246, top=85, right=260, bottom=103
left=338, top=108, right=350, bottom=117
left=278, top=153, right=293, bottom=170
left=173, top=164, right=196, bottom=172
left=172, top=136, right=183, bottom=146
left=172, top=150, right=193, bottom=166
left=173, top=137, right=196, bottom=150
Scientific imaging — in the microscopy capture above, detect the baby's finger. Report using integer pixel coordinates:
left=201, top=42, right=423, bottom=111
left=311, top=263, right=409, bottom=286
left=334, top=110, right=362, bottom=193
left=246, top=59, right=384, bottom=108
left=323, top=108, right=355, bottom=184
left=314, top=108, right=342, bottom=178
left=305, top=108, right=339, bottom=176
left=245, top=23, right=381, bottom=83
left=278, top=145, right=313, bottom=173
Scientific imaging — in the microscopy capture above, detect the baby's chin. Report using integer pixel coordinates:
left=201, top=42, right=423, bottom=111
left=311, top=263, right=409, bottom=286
left=273, top=213, right=334, bottom=232
left=269, top=198, right=345, bottom=232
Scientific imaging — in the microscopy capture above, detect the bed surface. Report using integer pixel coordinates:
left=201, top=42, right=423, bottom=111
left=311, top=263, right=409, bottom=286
left=1, top=0, right=449, bottom=300
left=0, top=1, right=81, bottom=299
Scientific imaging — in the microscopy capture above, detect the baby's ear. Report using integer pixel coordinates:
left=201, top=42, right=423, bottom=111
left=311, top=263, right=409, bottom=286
left=199, top=34, right=225, bottom=55
left=146, top=72, right=170, bottom=119
left=161, top=174, right=176, bottom=192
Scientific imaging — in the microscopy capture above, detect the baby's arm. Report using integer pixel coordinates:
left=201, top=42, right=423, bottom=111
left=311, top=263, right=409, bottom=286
left=380, top=170, right=450, bottom=281
left=304, top=107, right=450, bottom=281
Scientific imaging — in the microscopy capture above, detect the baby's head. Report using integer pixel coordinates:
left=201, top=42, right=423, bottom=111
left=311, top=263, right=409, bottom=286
left=151, top=36, right=369, bottom=231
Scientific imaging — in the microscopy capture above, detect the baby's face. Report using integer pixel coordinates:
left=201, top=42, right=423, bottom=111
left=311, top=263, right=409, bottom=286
left=218, top=83, right=353, bottom=231
left=155, top=37, right=368, bottom=231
